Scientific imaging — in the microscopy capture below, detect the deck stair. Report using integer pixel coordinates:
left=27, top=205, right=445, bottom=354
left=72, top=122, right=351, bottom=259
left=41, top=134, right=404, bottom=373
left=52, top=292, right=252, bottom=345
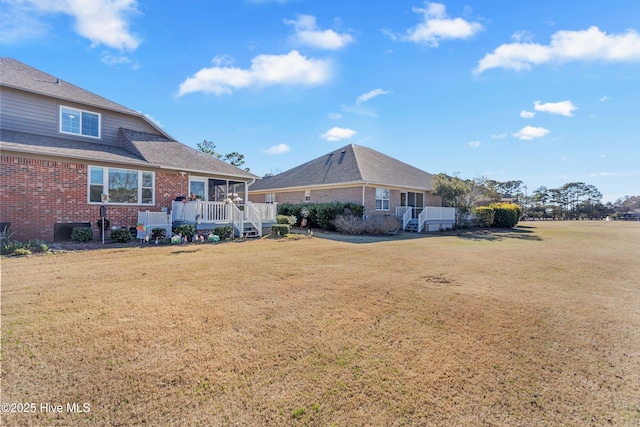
left=404, top=219, right=419, bottom=232
left=242, top=223, right=260, bottom=238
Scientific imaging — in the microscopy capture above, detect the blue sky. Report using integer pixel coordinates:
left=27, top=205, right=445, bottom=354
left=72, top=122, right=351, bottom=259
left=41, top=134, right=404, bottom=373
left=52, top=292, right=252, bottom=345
left=2, top=0, right=639, bottom=202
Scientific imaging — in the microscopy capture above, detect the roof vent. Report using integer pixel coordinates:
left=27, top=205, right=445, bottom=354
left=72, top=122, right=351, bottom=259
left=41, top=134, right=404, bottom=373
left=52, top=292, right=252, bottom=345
left=56, top=78, right=60, bottom=85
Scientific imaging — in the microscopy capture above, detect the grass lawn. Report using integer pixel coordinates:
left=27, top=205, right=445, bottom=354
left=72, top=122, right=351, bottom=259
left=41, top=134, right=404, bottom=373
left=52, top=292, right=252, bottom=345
left=1, top=221, right=639, bottom=426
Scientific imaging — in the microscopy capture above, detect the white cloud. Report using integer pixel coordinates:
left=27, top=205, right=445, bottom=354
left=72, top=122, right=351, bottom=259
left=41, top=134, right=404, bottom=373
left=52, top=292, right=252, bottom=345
left=5, top=0, right=141, bottom=50
left=468, top=140, right=481, bottom=148
left=534, top=100, right=577, bottom=117
left=476, top=26, right=640, bottom=73
left=393, top=2, right=483, bottom=47
left=178, top=50, right=332, bottom=96
left=599, top=95, right=611, bottom=102
left=264, top=143, right=291, bottom=155
left=491, top=133, right=507, bottom=139
left=511, top=30, right=534, bottom=43
left=355, top=88, right=389, bottom=104
left=513, top=126, right=550, bottom=140
left=321, top=127, right=356, bottom=141
left=284, top=14, right=354, bottom=50
left=328, top=112, right=343, bottom=119
left=520, top=110, right=535, bottom=118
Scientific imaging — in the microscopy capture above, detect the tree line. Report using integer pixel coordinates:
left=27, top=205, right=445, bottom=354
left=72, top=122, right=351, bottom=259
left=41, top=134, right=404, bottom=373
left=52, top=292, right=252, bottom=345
left=432, top=174, right=640, bottom=221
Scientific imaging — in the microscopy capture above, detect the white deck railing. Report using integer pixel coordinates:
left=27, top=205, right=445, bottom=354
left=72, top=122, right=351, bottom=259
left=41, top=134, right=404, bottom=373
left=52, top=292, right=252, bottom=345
left=171, top=201, right=276, bottom=225
left=396, top=206, right=456, bottom=231
left=402, top=208, right=412, bottom=231
left=418, top=208, right=427, bottom=233
left=231, top=203, right=243, bottom=237
left=424, top=207, right=456, bottom=221
left=245, top=202, right=262, bottom=237
left=137, top=211, right=172, bottom=239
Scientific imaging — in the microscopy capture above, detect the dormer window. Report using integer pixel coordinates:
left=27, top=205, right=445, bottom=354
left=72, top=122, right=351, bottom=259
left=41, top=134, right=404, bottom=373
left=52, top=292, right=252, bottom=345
left=60, top=106, right=101, bottom=138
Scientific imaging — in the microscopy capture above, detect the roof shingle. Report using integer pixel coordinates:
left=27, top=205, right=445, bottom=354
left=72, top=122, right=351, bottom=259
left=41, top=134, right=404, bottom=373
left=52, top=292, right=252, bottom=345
left=250, top=144, right=434, bottom=191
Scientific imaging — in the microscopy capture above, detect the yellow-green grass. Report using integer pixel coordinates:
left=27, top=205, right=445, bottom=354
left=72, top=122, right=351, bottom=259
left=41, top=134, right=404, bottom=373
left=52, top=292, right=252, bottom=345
left=1, top=221, right=639, bottom=426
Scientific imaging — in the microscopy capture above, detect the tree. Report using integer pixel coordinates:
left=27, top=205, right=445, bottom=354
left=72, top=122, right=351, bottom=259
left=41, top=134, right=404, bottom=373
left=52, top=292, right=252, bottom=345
left=197, top=139, right=222, bottom=159
left=614, top=195, right=640, bottom=217
left=432, top=173, right=472, bottom=226
left=197, top=140, right=251, bottom=172
left=223, top=152, right=250, bottom=172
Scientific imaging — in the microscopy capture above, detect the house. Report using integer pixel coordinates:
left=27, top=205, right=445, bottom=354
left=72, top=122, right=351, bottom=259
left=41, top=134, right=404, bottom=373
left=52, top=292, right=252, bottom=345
left=0, top=57, right=275, bottom=241
left=248, top=144, right=455, bottom=232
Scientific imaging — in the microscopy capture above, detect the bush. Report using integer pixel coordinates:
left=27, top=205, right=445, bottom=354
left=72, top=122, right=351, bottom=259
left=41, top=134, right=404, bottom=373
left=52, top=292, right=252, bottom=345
left=213, top=225, right=233, bottom=240
left=12, top=247, right=31, bottom=256
left=474, top=206, right=495, bottom=228
left=276, top=215, right=296, bottom=226
left=174, top=224, right=195, bottom=241
left=111, top=227, right=132, bottom=243
left=278, top=202, right=364, bottom=230
left=28, top=240, right=49, bottom=253
left=151, top=228, right=166, bottom=240
left=333, top=214, right=363, bottom=234
left=271, top=224, right=290, bottom=237
left=71, top=227, right=92, bottom=243
left=489, top=203, right=521, bottom=228
left=1, top=239, right=28, bottom=255
left=363, top=215, right=401, bottom=235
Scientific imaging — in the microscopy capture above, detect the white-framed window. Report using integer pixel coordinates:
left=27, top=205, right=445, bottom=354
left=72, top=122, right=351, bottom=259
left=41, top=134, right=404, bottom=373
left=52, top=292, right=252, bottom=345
left=376, top=188, right=390, bottom=210
left=60, top=106, right=101, bottom=138
left=304, top=189, right=311, bottom=202
left=89, top=166, right=154, bottom=205
left=189, top=177, right=207, bottom=200
left=265, top=193, right=276, bottom=203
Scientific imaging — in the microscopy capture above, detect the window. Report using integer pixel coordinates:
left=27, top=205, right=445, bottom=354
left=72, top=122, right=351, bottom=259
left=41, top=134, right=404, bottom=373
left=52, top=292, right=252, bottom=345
left=265, top=193, right=276, bottom=203
left=304, top=189, right=311, bottom=202
left=61, top=106, right=101, bottom=138
left=89, top=166, right=154, bottom=205
left=376, top=188, right=390, bottom=210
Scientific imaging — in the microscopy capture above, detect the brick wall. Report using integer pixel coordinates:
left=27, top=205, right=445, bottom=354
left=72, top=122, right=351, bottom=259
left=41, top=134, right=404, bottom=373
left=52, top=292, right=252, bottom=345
left=249, top=186, right=442, bottom=218
left=0, top=155, right=187, bottom=241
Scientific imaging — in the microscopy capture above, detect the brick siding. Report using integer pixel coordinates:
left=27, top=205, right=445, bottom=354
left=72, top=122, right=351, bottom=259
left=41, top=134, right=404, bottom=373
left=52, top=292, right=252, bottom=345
left=0, top=155, right=187, bottom=241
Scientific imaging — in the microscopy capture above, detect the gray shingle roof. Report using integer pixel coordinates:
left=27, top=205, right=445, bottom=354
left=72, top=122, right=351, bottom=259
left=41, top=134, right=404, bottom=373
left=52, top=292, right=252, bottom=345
left=1, top=58, right=257, bottom=181
left=120, top=129, right=257, bottom=179
left=250, top=144, right=434, bottom=191
left=0, top=128, right=257, bottom=180
left=1, top=57, right=138, bottom=115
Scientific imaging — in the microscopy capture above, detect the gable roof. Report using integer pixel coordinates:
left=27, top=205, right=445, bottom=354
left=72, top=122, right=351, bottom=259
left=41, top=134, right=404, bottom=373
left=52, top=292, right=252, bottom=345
left=0, top=57, right=172, bottom=139
left=250, top=144, right=434, bottom=192
left=0, top=58, right=257, bottom=181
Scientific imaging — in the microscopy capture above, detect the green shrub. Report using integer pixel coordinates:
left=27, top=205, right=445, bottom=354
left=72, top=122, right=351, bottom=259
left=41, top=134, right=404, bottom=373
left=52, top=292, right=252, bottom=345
left=1, top=239, right=29, bottom=255
left=276, top=215, right=296, bottom=226
left=213, top=225, right=233, bottom=240
left=151, top=228, right=166, bottom=240
left=489, top=203, right=521, bottom=228
left=111, top=227, right=132, bottom=243
left=278, top=202, right=364, bottom=230
left=71, top=227, right=92, bottom=243
left=174, top=224, right=195, bottom=241
left=28, top=240, right=49, bottom=253
left=271, top=224, right=290, bottom=236
left=474, top=206, right=495, bottom=228
left=12, top=247, right=31, bottom=256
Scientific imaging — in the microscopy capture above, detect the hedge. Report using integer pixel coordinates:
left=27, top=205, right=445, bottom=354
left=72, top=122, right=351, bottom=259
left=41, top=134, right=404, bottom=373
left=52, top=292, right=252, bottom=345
left=488, top=203, right=521, bottom=228
left=271, top=224, right=290, bottom=236
left=278, top=202, right=364, bottom=231
left=474, top=206, right=495, bottom=228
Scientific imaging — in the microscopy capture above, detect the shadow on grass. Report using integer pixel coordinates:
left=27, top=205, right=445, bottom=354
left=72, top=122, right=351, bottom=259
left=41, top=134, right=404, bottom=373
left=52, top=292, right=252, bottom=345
left=455, top=226, right=543, bottom=242
left=169, top=249, right=202, bottom=255
left=313, top=225, right=542, bottom=244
